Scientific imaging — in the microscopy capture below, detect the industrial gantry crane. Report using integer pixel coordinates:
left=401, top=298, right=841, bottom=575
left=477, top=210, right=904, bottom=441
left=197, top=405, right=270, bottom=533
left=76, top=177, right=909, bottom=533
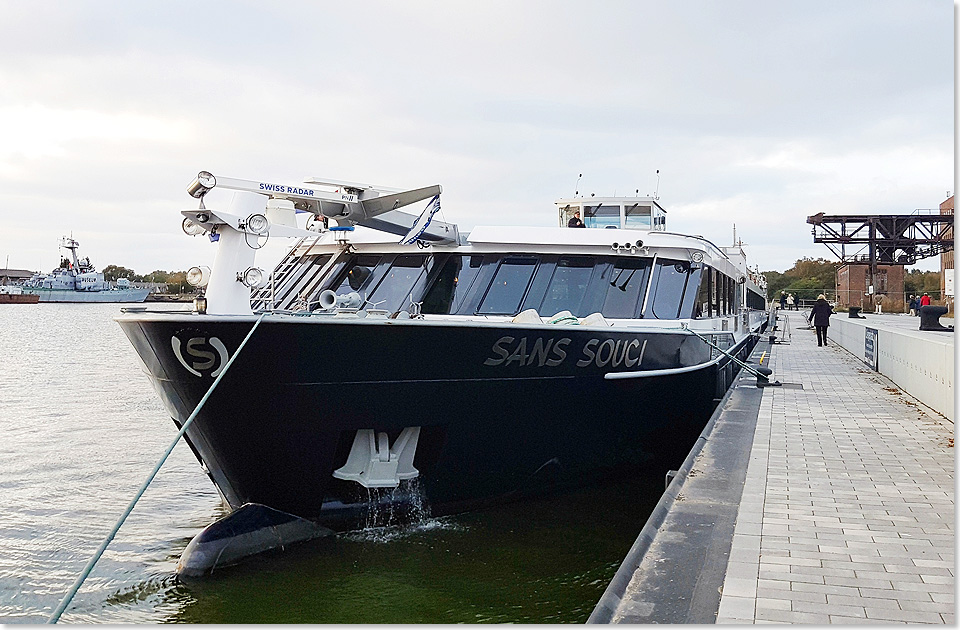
left=806, top=211, right=954, bottom=308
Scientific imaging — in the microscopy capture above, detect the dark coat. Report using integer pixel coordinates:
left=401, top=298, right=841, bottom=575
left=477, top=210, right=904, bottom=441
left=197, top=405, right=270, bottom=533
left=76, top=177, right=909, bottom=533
left=809, top=299, right=834, bottom=327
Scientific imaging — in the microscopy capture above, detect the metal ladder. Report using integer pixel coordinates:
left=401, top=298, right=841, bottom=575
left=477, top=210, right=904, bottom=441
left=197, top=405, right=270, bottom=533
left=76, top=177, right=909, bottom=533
left=250, top=235, right=322, bottom=311
left=769, top=308, right=794, bottom=344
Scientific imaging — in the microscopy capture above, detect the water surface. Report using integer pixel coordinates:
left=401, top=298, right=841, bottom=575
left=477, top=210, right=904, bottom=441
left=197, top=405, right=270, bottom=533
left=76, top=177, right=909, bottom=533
left=0, top=304, right=661, bottom=623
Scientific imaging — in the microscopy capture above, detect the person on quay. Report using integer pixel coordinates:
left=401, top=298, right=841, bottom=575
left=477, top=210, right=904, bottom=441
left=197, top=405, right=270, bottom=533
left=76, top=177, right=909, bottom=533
left=779, top=291, right=787, bottom=310
left=786, top=293, right=795, bottom=310
left=874, top=293, right=884, bottom=314
left=920, top=292, right=931, bottom=309
left=908, top=295, right=917, bottom=316
left=808, top=293, right=835, bottom=347
left=567, top=210, right=585, bottom=228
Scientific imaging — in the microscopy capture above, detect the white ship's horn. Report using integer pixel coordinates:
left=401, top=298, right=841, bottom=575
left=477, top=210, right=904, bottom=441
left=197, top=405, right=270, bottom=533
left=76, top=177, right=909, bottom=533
left=318, top=290, right=363, bottom=310
left=319, top=290, right=337, bottom=310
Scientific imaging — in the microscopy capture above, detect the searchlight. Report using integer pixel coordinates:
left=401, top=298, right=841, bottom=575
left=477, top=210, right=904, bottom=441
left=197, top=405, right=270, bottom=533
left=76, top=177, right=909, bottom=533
left=186, top=266, right=211, bottom=288
left=187, top=171, right=216, bottom=199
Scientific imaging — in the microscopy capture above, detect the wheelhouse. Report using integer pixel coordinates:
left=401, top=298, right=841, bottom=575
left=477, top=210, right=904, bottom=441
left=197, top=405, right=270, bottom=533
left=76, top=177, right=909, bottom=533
left=557, top=196, right=667, bottom=230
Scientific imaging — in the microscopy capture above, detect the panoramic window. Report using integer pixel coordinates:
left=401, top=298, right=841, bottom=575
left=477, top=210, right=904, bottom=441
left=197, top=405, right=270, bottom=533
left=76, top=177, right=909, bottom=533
left=366, top=255, right=427, bottom=312
left=600, top=257, right=651, bottom=318
left=477, top=257, right=538, bottom=314
left=648, top=259, right=692, bottom=319
left=331, top=255, right=382, bottom=295
left=539, top=257, right=594, bottom=317
left=421, top=255, right=483, bottom=314
left=584, top=204, right=620, bottom=229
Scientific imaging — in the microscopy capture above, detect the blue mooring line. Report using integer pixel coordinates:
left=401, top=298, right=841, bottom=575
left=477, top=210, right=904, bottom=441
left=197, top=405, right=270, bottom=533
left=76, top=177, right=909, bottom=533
left=47, top=313, right=267, bottom=624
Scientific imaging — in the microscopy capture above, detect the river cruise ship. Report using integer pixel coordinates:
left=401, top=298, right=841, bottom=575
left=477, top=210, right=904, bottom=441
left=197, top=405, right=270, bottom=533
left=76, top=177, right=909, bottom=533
left=117, top=172, right=768, bottom=535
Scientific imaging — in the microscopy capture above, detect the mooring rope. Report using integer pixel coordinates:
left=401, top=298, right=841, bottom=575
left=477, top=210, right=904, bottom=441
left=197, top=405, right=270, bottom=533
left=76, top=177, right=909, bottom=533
left=47, top=313, right=267, bottom=624
left=680, top=323, right=768, bottom=379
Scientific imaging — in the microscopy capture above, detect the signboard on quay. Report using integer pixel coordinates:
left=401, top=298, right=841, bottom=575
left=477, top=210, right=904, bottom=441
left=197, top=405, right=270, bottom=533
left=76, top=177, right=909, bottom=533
left=864, top=327, right=879, bottom=371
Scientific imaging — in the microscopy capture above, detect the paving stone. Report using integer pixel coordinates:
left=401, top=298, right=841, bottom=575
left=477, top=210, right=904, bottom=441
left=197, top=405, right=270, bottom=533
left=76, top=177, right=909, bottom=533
left=756, top=586, right=826, bottom=604
left=755, top=608, right=831, bottom=624
left=829, top=614, right=902, bottom=624
left=827, top=593, right=902, bottom=609
left=792, top=598, right=866, bottom=618
left=859, top=587, right=934, bottom=602
left=865, top=607, right=946, bottom=623
left=754, top=597, right=791, bottom=611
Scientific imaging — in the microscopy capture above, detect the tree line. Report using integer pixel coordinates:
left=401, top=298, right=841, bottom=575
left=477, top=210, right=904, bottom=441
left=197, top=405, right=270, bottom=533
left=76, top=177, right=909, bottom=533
left=102, top=265, right=190, bottom=294
left=762, top=258, right=943, bottom=301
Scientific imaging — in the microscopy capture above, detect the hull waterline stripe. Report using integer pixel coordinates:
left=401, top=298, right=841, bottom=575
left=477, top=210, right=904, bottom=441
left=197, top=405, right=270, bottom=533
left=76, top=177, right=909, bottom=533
left=46, top=313, right=266, bottom=624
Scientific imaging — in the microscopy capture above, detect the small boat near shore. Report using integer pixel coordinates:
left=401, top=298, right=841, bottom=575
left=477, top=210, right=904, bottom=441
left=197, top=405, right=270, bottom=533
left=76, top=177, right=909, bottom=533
left=117, top=171, right=770, bottom=573
left=0, top=285, right=39, bottom=304
left=22, top=237, right=149, bottom=303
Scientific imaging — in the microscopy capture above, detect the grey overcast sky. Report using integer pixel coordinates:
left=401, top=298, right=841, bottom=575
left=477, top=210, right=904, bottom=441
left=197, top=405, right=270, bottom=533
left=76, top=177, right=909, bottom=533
left=0, top=0, right=953, bottom=276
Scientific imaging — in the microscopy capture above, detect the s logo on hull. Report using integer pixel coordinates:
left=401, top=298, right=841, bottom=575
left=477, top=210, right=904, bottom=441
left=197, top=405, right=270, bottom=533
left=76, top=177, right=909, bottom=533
left=172, top=333, right=229, bottom=377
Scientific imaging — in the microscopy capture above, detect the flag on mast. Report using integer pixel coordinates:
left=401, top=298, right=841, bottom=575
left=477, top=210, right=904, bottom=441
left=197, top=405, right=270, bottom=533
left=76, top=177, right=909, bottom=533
left=399, top=195, right=441, bottom=245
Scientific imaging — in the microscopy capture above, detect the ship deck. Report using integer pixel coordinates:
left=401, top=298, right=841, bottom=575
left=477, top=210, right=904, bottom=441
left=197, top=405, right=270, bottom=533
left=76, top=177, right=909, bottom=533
left=591, top=310, right=954, bottom=624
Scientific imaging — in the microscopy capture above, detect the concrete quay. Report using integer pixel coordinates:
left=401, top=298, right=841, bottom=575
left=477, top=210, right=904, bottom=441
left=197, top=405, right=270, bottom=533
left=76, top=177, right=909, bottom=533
left=591, top=310, right=954, bottom=624
left=829, top=311, right=954, bottom=421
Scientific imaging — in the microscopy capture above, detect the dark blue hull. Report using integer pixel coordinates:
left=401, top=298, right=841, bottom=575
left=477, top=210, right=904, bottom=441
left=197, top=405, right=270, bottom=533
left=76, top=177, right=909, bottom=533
left=118, top=314, right=760, bottom=529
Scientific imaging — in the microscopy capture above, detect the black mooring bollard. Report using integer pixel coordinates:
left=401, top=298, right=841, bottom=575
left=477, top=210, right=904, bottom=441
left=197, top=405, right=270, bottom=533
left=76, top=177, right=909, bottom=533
left=919, top=305, right=953, bottom=332
left=756, top=366, right=772, bottom=386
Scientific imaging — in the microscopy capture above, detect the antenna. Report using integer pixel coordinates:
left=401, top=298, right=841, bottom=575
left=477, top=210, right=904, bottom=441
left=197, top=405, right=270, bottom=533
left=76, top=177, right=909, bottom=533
left=654, top=170, right=660, bottom=201
left=574, top=173, right=582, bottom=196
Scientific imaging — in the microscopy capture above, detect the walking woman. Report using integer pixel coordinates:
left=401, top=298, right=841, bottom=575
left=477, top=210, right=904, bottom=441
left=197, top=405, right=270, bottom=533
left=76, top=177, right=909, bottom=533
left=808, top=294, right=835, bottom=347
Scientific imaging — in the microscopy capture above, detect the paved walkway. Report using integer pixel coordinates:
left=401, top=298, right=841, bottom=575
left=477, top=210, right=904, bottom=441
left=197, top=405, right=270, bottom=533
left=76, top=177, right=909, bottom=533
left=716, top=311, right=955, bottom=624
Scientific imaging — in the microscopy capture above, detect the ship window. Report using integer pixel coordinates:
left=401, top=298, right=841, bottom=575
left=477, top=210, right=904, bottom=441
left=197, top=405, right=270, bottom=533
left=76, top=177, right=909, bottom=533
left=584, top=204, right=620, bottom=229
left=600, top=257, right=651, bottom=318
left=710, top=269, right=721, bottom=315
left=539, top=257, right=594, bottom=317
left=647, top=259, right=693, bottom=319
left=695, top=267, right=712, bottom=318
left=680, top=265, right=702, bottom=317
left=366, top=255, right=428, bottom=312
left=421, top=255, right=483, bottom=314
left=623, top=204, right=652, bottom=229
left=331, top=255, right=382, bottom=295
left=477, top=257, right=538, bottom=315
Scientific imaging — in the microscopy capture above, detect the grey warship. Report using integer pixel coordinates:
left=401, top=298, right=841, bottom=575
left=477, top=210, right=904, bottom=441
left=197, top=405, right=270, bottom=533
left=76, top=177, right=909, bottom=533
left=22, top=237, right=149, bottom=303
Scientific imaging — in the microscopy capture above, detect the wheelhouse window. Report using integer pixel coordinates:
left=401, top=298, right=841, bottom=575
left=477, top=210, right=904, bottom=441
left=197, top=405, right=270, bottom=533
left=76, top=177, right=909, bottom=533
left=477, top=257, right=538, bottom=314
left=421, top=255, right=483, bottom=315
left=623, top=204, right=652, bottom=230
left=584, top=204, right=620, bottom=229
left=538, top=257, right=594, bottom=317
left=366, top=255, right=428, bottom=313
left=600, top=257, right=651, bottom=318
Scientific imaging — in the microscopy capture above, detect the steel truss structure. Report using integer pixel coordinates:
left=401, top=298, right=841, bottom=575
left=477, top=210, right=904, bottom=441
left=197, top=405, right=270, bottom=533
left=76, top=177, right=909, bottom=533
left=806, top=212, right=953, bottom=265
